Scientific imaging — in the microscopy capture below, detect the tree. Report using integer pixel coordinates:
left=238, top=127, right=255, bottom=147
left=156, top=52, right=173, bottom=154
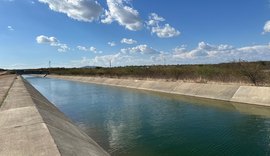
left=238, top=60, right=265, bottom=86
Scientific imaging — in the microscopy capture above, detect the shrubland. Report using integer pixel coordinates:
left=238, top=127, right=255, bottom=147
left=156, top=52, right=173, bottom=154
left=45, top=61, right=270, bottom=86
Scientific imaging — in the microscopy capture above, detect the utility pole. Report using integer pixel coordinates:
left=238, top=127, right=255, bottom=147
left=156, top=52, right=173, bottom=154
left=163, top=57, right=166, bottom=66
left=49, top=60, right=51, bottom=68
left=109, top=59, right=112, bottom=68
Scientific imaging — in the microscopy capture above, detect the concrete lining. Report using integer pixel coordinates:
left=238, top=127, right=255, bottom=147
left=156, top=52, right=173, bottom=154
left=231, top=86, right=270, bottom=106
left=48, top=75, right=270, bottom=106
left=138, top=81, right=179, bottom=93
left=118, top=79, right=144, bottom=88
left=0, top=75, right=110, bottom=156
left=0, top=75, right=16, bottom=106
left=172, top=83, right=240, bottom=101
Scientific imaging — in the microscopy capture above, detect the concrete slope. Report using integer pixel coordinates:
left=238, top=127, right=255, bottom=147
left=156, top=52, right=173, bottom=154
left=231, top=86, right=270, bottom=106
left=0, top=76, right=60, bottom=155
left=172, top=83, right=240, bottom=101
left=0, top=75, right=16, bottom=106
left=48, top=75, right=270, bottom=107
left=0, top=76, right=110, bottom=156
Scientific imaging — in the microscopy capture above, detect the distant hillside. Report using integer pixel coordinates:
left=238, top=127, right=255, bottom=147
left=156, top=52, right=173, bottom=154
left=80, top=66, right=98, bottom=69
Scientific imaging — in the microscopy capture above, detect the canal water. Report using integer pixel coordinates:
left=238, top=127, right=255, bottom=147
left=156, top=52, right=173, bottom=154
left=25, top=76, right=270, bottom=156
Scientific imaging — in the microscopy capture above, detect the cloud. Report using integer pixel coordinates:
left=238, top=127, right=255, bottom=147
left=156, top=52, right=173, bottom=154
left=121, top=44, right=160, bottom=54
left=146, top=13, right=165, bottom=26
left=77, top=45, right=100, bottom=53
left=79, top=57, right=91, bottom=65
left=38, top=0, right=180, bottom=36
left=90, top=52, right=161, bottom=66
left=152, top=24, right=180, bottom=38
left=237, top=44, right=270, bottom=59
left=263, top=20, right=270, bottom=34
left=36, top=35, right=58, bottom=44
left=173, top=42, right=234, bottom=59
left=101, top=0, right=142, bottom=31
left=71, top=42, right=270, bottom=67
left=38, top=0, right=102, bottom=22
left=90, top=46, right=97, bottom=52
left=71, top=57, right=92, bottom=67
left=77, top=45, right=88, bottom=51
left=150, top=52, right=171, bottom=64
left=92, top=53, right=157, bottom=66
left=108, top=41, right=116, bottom=46
left=36, top=35, right=70, bottom=52
left=147, top=13, right=180, bottom=38
left=121, top=38, right=137, bottom=44
left=7, top=26, right=14, bottom=31
left=56, top=44, right=69, bottom=52
left=91, top=53, right=132, bottom=67
left=172, top=42, right=270, bottom=63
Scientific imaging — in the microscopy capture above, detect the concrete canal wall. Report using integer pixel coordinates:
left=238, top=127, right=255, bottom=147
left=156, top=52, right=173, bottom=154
left=48, top=75, right=270, bottom=107
left=0, top=75, right=16, bottom=106
left=0, top=75, right=110, bottom=156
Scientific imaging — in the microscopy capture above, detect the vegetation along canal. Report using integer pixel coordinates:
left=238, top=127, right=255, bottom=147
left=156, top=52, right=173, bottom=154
left=25, top=76, right=270, bottom=156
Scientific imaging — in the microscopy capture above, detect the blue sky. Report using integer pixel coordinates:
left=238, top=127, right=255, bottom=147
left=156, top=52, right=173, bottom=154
left=0, top=0, right=270, bottom=69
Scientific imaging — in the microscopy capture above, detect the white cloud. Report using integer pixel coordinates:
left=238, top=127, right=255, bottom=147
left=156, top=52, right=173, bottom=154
left=152, top=24, right=180, bottom=38
left=92, top=53, right=132, bottom=67
left=91, top=52, right=163, bottom=66
left=91, top=53, right=154, bottom=67
left=77, top=45, right=88, bottom=51
left=71, top=42, right=270, bottom=67
left=150, top=52, right=171, bottom=64
left=121, top=38, right=137, bottom=44
left=80, top=57, right=91, bottom=65
left=108, top=41, right=116, bottom=46
left=7, top=26, right=14, bottom=31
left=101, top=10, right=114, bottom=24
left=172, top=42, right=270, bottom=64
left=263, top=20, right=270, bottom=34
left=36, top=35, right=70, bottom=52
left=36, top=35, right=58, bottom=44
left=101, top=0, right=142, bottom=31
left=146, top=13, right=165, bottom=26
left=56, top=44, right=70, bottom=52
left=173, top=42, right=234, bottom=59
left=77, top=45, right=99, bottom=53
left=121, top=44, right=160, bottom=55
left=147, top=13, right=180, bottom=38
left=71, top=57, right=92, bottom=67
left=38, top=0, right=102, bottom=22
left=237, top=44, right=270, bottom=56
left=90, top=46, right=97, bottom=52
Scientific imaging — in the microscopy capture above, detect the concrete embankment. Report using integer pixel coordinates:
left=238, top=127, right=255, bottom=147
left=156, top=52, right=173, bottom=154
left=0, top=75, right=109, bottom=156
left=0, top=75, right=16, bottom=106
left=48, top=75, right=270, bottom=107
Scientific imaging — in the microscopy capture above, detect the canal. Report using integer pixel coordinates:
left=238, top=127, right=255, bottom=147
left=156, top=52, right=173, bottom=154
left=25, top=76, right=270, bottom=156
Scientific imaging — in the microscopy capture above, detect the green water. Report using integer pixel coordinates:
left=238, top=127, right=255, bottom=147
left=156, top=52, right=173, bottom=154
left=25, top=76, right=270, bottom=156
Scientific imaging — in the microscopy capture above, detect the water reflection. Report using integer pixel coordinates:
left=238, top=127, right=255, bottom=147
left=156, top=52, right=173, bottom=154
left=145, top=90, right=270, bottom=118
left=25, top=76, right=270, bottom=156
